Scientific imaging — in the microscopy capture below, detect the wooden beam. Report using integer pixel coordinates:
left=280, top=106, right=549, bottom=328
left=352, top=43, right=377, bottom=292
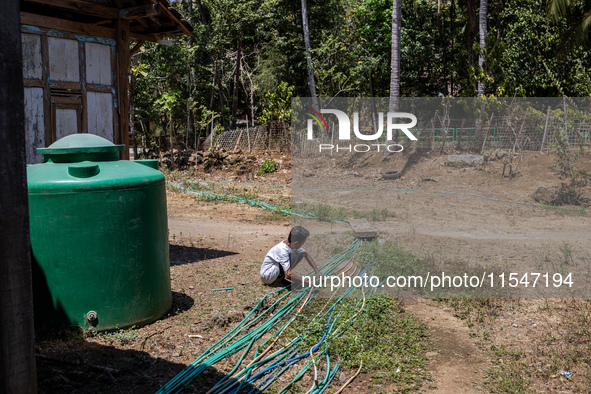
left=119, top=4, right=160, bottom=20
left=91, top=20, right=113, bottom=26
left=131, top=24, right=181, bottom=35
left=23, top=0, right=118, bottom=19
left=20, top=12, right=116, bottom=39
left=23, top=79, right=44, bottom=88
left=129, top=32, right=156, bottom=43
left=41, top=35, right=52, bottom=145
left=156, top=0, right=192, bottom=36
left=130, top=40, right=145, bottom=57
left=78, top=40, right=87, bottom=134
left=49, top=81, right=81, bottom=91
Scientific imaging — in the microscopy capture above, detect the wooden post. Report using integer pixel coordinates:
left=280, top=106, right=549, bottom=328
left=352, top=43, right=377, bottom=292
left=233, top=129, right=244, bottom=152
left=480, top=117, right=488, bottom=152
left=116, top=19, right=130, bottom=159
left=246, top=115, right=251, bottom=153
left=330, top=121, right=334, bottom=156
left=0, top=1, right=37, bottom=392
left=563, top=98, right=568, bottom=144
left=210, top=113, right=214, bottom=147
left=540, top=106, right=551, bottom=153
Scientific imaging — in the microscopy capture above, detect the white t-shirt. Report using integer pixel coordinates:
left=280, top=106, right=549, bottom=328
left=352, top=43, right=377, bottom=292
left=260, top=240, right=306, bottom=284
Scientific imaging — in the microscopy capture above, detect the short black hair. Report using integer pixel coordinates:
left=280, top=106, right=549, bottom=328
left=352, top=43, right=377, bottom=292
left=288, top=226, right=309, bottom=243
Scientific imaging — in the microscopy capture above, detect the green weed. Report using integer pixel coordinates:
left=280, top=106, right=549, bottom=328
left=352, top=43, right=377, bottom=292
left=369, top=207, right=392, bottom=221
left=256, top=159, right=277, bottom=175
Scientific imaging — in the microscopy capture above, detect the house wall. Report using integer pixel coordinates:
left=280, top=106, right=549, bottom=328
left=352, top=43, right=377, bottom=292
left=21, top=26, right=117, bottom=163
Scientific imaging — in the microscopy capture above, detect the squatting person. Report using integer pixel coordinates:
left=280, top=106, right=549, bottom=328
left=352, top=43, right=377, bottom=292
left=260, top=226, right=322, bottom=287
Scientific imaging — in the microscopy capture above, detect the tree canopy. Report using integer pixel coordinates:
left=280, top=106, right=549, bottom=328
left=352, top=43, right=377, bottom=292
left=132, top=0, right=591, bottom=149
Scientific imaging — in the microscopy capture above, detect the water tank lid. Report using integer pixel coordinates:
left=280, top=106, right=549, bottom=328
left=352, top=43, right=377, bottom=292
left=38, top=134, right=125, bottom=155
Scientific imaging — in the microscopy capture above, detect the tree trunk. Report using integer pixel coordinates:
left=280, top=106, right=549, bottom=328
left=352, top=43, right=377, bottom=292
left=130, top=56, right=139, bottom=158
left=477, top=0, right=487, bottom=96
left=217, top=59, right=226, bottom=130
left=0, top=1, right=37, bottom=392
left=475, top=0, right=487, bottom=149
left=465, top=0, right=477, bottom=81
left=301, top=0, right=319, bottom=111
left=186, top=0, right=194, bottom=148
left=196, top=0, right=208, bottom=24
left=369, top=72, right=378, bottom=133
left=231, top=38, right=242, bottom=129
left=390, top=0, right=401, bottom=113
left=209, top=60, right=217, bottom=137
left=386, top=0, right=402, bottom=155
left=450, top=0, right=455, bottom=95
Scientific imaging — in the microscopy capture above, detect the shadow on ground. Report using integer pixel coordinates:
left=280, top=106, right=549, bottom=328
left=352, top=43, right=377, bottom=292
left=36, top=341, right=257, bottom=394
left=169, top=244, right=238, bottom=266
left=167, top=291, right=195, bottom=317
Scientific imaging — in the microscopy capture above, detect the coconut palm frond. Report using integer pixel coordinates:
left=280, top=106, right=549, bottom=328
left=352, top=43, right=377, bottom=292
left=547, top=0, right=573, bottom=20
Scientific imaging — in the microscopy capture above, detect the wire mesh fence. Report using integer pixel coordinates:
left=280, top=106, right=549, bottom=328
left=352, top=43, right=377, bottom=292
left=211, top=122, right=290, bottom=153
left=292, top=110, right=591, bottom=157
left=207, top=107, right=591, bottom=157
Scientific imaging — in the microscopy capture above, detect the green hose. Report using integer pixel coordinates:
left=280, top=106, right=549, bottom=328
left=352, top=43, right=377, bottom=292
left=157, top=239, right=366, bottom=394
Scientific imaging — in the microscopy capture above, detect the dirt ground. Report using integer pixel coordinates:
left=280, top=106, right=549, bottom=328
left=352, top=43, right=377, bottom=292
left=35, top=149, right=591, bottom=393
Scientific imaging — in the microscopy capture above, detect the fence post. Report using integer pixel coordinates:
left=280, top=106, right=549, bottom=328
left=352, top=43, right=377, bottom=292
left=330, top=121, right=334, bottom=156
left=247, top=115, right=251, bottom=153
left=210, top=113, right=214, bottom=148
left=563, top=98, right=568, bottom=145
left=233, top=129, right=243, bottom=152
left=540, top=106, right=551, bottom=153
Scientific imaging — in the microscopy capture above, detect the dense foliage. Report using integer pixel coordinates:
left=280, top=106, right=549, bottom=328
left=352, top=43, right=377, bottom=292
left=132, top=0, right=591, bottom=149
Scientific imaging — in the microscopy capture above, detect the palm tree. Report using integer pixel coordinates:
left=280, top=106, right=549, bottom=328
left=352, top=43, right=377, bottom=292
left=548, top=0, right=591, bottom=46
left=390, top=0, right=401, bottom=112
left=301, top=0, right=319, bottom=111
left=477, top=0, right=487, bottom=96
left=386, top=0, right=402, bottom=154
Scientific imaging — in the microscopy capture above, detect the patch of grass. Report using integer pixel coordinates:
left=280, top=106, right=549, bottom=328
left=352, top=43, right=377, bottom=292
left=442, top=298, right=506, bottom=324
left=257, top=210, right=290, bottom=222
left=441, top=297, right=591, bottom=392
left=312, top=203, right=332, bottom=221
left=226, top=186, right=261, bottom=201
left=295, top=202, right=397, bottom=223
left=369, top=207, right=392, bottom=221
left=541, top=205, right=590, bottom=217
left=304, top=203, right=349, bottom=222
left=487, top=344, right=531, bottom=393
left=114, top=326, right=137, bottom=345
left=287, top=297, right=430, bottom=393
left=559, top=242, right=574, bottom=267
left=356, top=240, right=437, bottom=286
left=441, top=298, right=532, bottom=392
left=96, top=325, right=138, bottom=346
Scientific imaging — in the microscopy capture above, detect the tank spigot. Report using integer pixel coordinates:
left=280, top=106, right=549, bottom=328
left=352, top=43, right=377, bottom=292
left=87, top=311, right=98, bottom=322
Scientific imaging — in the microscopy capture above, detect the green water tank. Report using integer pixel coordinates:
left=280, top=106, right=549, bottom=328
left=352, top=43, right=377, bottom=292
left=27, top=134, right=171, bottom=332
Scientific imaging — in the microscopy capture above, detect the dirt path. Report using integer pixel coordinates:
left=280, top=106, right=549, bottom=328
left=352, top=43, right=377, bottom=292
left=166, top=188, right=492, bottom=393
left=404, top=299, right=489, bottom=393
